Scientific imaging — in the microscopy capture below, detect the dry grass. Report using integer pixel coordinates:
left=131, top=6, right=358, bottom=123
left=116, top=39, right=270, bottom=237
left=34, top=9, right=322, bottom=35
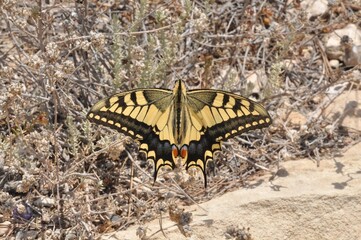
left=0, top=0, right=360, bottom=238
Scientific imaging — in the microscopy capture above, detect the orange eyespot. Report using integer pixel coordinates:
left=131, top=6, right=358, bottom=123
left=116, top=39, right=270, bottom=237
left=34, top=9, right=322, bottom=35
left=180, top=145, right=188, bottom=158
left=172, top=145, right=178, bottom=158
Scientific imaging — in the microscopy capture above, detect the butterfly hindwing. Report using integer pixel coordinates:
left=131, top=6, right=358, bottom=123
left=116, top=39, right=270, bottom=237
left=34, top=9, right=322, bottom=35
left=139, top=130, right=176, bottom=180
left=87, top=88, right=177, bottom=180
left=185, top=132, right=221, bottom=187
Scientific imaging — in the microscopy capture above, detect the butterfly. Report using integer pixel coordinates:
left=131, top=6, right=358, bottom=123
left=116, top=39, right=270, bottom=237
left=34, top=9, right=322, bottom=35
left=87, top=80, right=272, bottom=187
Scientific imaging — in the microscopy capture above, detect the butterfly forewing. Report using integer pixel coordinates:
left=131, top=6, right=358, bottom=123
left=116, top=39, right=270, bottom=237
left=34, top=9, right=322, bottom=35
left=187, top=90, right=271, bottom=140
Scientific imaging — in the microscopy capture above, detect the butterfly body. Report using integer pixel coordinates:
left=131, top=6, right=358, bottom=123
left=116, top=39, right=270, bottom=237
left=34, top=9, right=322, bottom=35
left=87, top=80, right=271, bottom=187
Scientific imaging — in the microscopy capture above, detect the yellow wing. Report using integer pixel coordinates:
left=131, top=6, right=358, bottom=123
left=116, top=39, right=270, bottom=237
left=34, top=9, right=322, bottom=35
left=183, top=89, right=272, bottom=186
left=87, top=88, right=178, bottom=180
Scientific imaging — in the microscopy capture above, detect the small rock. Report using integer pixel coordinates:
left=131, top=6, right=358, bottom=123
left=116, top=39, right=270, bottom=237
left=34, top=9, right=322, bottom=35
left=341, top=36, right=361, bottom=67
left=287, top=111, right=307, bottom=127
left=326, top=46, right=344, bottom=60
left=244, top=69, right=268, bottom=99
left=110, top=214, right=122, bottom=224
left=324, top=90, right=361, bottom=131
left=3, top=181, right=21, bottom=192
left=325, top=24, right=361, bottom=49
left=301, top=0, right=328, bottom=19
left=34, top=197, right=55, bottom=207
left=329, top=59, right=340, bottom=68
left=15, top=230, right=38, bottom=240
left=325, top=24, right=361, bottom=63
left=0, top=221, right=11, bottom=237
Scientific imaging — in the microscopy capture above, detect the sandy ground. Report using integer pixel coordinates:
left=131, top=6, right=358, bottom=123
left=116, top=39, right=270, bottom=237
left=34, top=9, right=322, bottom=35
left=101, top=141, right=361, bottom=240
